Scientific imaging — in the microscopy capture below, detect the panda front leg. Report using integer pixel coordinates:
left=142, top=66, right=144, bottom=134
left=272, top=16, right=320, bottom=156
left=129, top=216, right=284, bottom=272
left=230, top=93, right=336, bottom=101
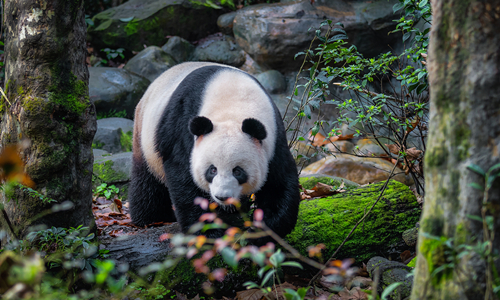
left=129, top=154, right=176, bottom=226
left=254, top=147, right=300, bottom=242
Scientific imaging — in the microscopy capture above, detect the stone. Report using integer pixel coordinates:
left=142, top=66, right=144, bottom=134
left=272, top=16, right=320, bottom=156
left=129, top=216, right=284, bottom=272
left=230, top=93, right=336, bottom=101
left=239, top=52, right=266, bottom=75
left=93, top=152, right=133, bottom=184
left=124, top=46, right=176, bottom=82
left=93, top=117, right=134, bottom=153
left=234, top=0, right=400, bottom=71
left=256, top=70, right=286, bottom=94
left=291, top=141, right=321, bottom=167
left=89, top=67, right=150, bottom=119
left=299, top=174, right=359, bottom=189
left=355, top=138, right=388, bottom=156
left=88, top=0, right=221, bottom=52
left=93, top=148, right=110, bottom=159
left=325, top=140, right=355, bottom=154
left=346, top=276, right=373, bottom=289
left=217, top=11, right=237, bottom=36
left=402, top=226, right=419, bottom=247
left=161, top=36, right=195, bottom=63
left=367, top=256, right=413, bottom=299
left=301, top=154, right=414, bottom=186
left=191, top=34, right=246, bottom=67
left=286, top=180, right=421, bottom=262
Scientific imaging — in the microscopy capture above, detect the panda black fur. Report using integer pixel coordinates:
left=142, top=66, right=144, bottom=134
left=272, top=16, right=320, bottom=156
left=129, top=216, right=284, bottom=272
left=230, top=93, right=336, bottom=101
left=129, top=62, right=300, bottom=240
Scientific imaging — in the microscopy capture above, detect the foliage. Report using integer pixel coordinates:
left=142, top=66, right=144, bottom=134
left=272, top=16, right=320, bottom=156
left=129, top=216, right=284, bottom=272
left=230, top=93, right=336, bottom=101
left=19, top=185, right=57, bottom=204
left=96, top=109, right=127, bottom=120
left=99, top=48, right=125, bottom=65
left=287, top=0, right=431, bottom=194
left=94, top=183, right=119, bottom=199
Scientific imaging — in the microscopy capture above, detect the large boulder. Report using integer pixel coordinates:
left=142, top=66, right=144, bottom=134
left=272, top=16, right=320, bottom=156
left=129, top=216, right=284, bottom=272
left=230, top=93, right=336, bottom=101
left=233, top=0, right=400, bottom=71
left=124, top=46, right=176, bottom=82
left=89, top=67, right=150, bottom=119
left=88, top=0, right=221, bottom=51
left=93, top=117, right=134, bottom=153
left=286, top=180, right=421, bottom=262
left=367, top=256, right=414, bottom=299
left=161, top=36, right=195, bottom=63
left=301, top=154, right=414, bottom=186
left=191, top=34, right=246, bottom=67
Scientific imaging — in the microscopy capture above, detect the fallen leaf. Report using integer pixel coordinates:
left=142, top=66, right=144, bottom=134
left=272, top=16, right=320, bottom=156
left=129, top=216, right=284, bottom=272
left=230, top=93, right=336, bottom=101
left=236, top=289, right=267, bottom=300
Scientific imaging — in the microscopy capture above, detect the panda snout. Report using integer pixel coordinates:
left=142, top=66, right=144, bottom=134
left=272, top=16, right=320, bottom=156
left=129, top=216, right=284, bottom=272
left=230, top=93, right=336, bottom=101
left=215, top=196, right=230, bottom=202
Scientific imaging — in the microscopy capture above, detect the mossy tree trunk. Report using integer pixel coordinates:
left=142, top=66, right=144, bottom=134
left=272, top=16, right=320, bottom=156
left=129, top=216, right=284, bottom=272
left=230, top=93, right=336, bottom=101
left=0, top=1, right=96, bottom=237
left=411, top=0, right=500, bottom=299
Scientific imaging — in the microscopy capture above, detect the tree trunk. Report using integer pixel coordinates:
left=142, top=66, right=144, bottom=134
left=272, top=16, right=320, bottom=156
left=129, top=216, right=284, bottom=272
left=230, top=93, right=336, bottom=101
left=411, top=0, right=500, bottom=299
left=0, top=1, right=96, bottom=237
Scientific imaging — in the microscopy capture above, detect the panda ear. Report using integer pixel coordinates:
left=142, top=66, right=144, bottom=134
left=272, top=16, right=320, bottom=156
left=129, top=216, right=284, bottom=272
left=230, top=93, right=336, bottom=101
left=189, top=116, right=213, bottom=137
left=242, top=118, right=267, bottom=141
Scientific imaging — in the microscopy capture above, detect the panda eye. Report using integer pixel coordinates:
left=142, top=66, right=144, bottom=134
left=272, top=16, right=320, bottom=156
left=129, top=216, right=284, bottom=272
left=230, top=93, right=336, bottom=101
left=233, top=166, right=248, bottom=185
left=205, top=165, right=217, bottom=183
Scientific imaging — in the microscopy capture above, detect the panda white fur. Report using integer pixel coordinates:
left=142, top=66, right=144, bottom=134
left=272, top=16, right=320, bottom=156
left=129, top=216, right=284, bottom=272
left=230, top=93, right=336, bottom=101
left=129, top=62, right=300, bottom=241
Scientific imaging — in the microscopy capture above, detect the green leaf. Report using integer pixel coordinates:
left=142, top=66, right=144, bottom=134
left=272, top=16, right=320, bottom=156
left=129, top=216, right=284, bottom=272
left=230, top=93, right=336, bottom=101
left=220, top=247, right=238, bottom=268
left=311, top=124, right=320, bottom=136
left=381, top=282, right=403, bottom=300
left=269, top=249, right=285, bottom=267
left=468, top=182, right=484, bottom=191
left=403, top=32, right=411, bottom=42
left=419, top=0, right=428, bottom=9
left=94, top=19, right=113, bottom=31
left=393, top=2, right=405, bottom=13
left=467, top=164, right=486, bottom=176
left=261, top=269, right=276, bottom=286
left=467, top=214, right=484, bottom=223
left=280, top=261, right=303, bottom=269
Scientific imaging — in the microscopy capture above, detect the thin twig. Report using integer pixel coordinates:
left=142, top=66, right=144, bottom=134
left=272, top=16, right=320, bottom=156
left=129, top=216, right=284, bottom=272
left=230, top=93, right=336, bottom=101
left=307, top=156, right=400, bottom=286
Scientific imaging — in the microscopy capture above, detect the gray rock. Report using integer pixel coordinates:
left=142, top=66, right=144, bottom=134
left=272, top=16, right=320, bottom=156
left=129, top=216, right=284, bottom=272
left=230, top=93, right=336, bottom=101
left=403, top=226, right=419, bottom=247
left=124, top=46, right=176, bottom=82
left=93, top=117, right=134, bottom=153
left=93, top=152, right=133, bottom=184
left=217, top=11, right=237, bottom=36
left=89, top=67, right=150, bottom=119
left=88, top=0, right=220, bottom=52
left=161, top=36, right=195, bottom=63
left=191, top=34, right=246, bottom=67
left=367, top=256, right=413, bottom=300
left=93, top=148, right=110, bottom=159
left=256, top=70, right=286, bottom=94
left=234, top=0, right=400, bottom=71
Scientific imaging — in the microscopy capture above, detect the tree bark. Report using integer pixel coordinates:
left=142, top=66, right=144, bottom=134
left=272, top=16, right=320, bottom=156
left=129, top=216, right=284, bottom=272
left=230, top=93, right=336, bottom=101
left=411, top=0, right=500, bottom=299
left=0, top=1, right=96, bottom=237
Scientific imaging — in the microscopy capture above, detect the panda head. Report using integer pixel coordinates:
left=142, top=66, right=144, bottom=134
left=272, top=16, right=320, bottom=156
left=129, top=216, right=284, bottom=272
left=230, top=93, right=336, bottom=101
left=189, top=116, right=269, bottom=207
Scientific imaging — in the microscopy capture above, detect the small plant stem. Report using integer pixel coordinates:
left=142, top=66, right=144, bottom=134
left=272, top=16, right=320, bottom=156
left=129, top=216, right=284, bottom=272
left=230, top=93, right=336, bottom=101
left=260, top=224, right=326, bottom=271
left=0, top=207, right=18, bottom=240
left=308, top=157, right=399, bottom=286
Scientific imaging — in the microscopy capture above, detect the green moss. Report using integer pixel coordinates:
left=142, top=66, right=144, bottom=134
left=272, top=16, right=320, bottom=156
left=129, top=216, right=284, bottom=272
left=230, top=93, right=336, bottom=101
left=407, top=256, right=417, bottom=267
left=93, top=160, right=128, bottom=183
left=120, top=130, right=133, bottom=152
left=92, top=141, right=105, bottom=150
left=419, top=237, right=452, bottom=286
left=426, top=145, right=448, bottom=168
left=299, top=175, right=359, bottom=190
left=286, top=180, right=421, bottom=262
left=47, top=66, right=89, bottom=115
left=156, top=255, right=258, bottom=297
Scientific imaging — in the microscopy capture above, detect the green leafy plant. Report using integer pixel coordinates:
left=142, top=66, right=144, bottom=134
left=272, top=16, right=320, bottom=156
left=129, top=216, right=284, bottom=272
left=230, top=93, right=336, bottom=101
left=96, top=109, right=127, bottom=120
left=94, top=183, right=120, bottom=199
left=100, top=48, right=125, bottom=65
left=19, top=185, right=57, bottom=203
left=287, top=0, right=431, bottom=195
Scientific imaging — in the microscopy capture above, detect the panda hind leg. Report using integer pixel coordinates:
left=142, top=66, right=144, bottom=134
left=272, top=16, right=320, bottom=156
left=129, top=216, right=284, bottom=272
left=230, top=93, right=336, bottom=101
left=129, top=155, right=176, bottom=226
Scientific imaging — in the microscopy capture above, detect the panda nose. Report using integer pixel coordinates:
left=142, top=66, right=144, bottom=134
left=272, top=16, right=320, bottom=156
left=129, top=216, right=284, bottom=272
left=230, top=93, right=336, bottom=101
left=215, top=196, right=229, bottom=202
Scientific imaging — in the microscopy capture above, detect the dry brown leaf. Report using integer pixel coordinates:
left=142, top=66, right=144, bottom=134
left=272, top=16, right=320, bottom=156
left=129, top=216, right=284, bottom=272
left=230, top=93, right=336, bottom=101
left=406, top=147, right=423, bottom=160
left=385, top=144, right=400, bottom=155
left=236, top=289, right=267, bottom=300
left=338, top=287, right=368, bottom=300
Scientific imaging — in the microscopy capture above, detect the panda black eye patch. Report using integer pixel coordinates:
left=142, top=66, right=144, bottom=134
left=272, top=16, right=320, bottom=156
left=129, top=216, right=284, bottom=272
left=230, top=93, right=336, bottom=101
left=233, top=166, right=248, bottom=184
left=205, top=165, right=217, bottom=183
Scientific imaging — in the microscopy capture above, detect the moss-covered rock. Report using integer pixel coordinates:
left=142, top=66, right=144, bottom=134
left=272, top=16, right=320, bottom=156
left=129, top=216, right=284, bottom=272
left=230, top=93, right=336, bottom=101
left=93, top=153, right=132, bottom=184
left=286, top=180, right=421, bottom=262
left=299, top=174, right=359, bottom=190
left=88, top=0, right=221, bottom=52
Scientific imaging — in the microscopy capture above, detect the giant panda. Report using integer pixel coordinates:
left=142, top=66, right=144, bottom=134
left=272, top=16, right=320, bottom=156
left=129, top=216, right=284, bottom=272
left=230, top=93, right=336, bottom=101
left=129, top=62, right=300, bottom=241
